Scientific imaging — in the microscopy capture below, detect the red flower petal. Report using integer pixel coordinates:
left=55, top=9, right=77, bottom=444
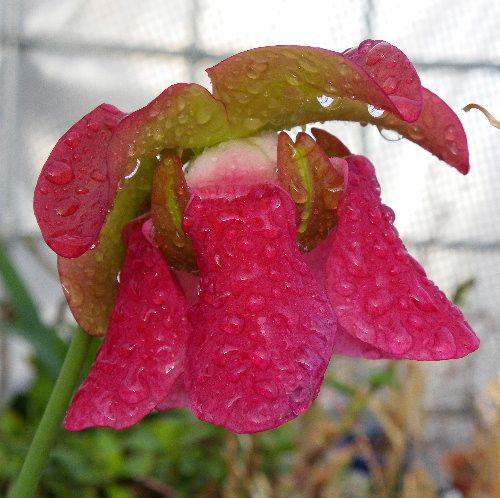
left=332, top=87, right=470, bottom=174
left=156, top=374, right=190, bottom=410
left=34, top=104, right=126, bottom=258
left=64, top=217, right=191, bottom=431
left=344, top=39, right=422, bottom=123
left=183, top=185, right=336, bottom=433
left=325, top=155, right=479, bottom=360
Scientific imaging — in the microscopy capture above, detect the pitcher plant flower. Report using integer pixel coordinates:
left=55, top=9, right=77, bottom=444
left=33, top=39, right=479, bottom=434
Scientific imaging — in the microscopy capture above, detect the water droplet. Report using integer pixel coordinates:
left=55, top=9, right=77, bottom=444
left=444, top=125, right=457, bottom=141
left=334, top=280, right=355, bottom=297
left=286, top=71, right=300, bottom=86
left=317, top=95, right=336, bottom=108
left=447, top=141, right=460, bottom=156
left=253, top=381, right=278, bottom=400
left=75, top=186, right=89, bottom=194
left=152, top=290, right=168, bottom=305
left=243, top=117, right=264, bottom=131
left=367, top=104, right=384, bottom=118
left=250, top=348, right=271, bottom=369
left=353, top=320, right=376, bottom=342
left=263, top=244, right=276, bottom=259
left=195, top=106, right=213, bottom=125
left=56, top=202, right=79, bottom=217
left=407, top=314, right=424, bottom=330
left=118, top=382, right=148, bottom=404
left=389, top=264, right=401, bottom=276
left=177, top=113, right=188, bottom=124
left=64, top=130, right=81, bottom=148
left=364, top=289, right=394, bottom=317
left=268, top=268, right=283, bottom=283
left=237, top=237, right=254, bottom=253
left=289, top=181, right=308, bottom=204
left=381, top=205, right=396, bottom=223
left=214, top=345, right=238, bottom=366
left=90, top=169, right=106, bottom=182
left=87, top=121, right=100, bottom=133
left=373, top=243, right=387, bottom=258
left=387, top=326, right=414, bottom=355
left=386, top=56, right=398, bottom=68
left=408, top=125, right=424, bottom=141
left=45, top=161, right=75, bottom=185
left=432, top=327, right=456, bottom=358
left=383, top=228, right=397, bottom=244
left=366, top=50, right=383, bottom=66
left=221, top=314, right=245, bottom=335
left=409, top=287, right=437, bottom=312
left=358, top=39, right=376, bottom=53
left=382, top=76, right=398, bottom=95
left=247, top=294, right=265, bottom=312
left=379, top=128, right=403, bottom=141
left=394, top=247, right=407, bottom=260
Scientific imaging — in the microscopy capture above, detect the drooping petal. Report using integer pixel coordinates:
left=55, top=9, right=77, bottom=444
left=58, top=156, right=157, bottom=336
left=325, top=155, right=479, bottom=360
left=58, top=85, right=244, bottom=336
left=107, top=83, right=235, bottom=190
left=183, top=184, right=336, bottom=433
left=343, top=39, right=422, bottom=123
left=34, top=104, right=126, bottom=258
left=207, top=41, right=422, bottom=136
left=64, top=217, right=191, bottom=430
left=329, top=88, right=470, bottom=173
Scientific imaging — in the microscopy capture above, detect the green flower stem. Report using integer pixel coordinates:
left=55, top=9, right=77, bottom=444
left=8, top=327, right=93, bottom=498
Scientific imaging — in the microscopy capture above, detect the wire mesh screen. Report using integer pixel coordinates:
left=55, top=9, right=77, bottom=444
left=1, top=0, right=499, bottom=481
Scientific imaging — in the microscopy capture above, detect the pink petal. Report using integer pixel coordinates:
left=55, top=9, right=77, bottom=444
left=64, top=217, right=191, bottom=431
left=183, top=185, right=336, bottom=433
left=325, top=155, right=479, bottom=360
left=34, top=104, right=126, bottom=258
left=344, top=39, right=422, bottom=123
left=410, top=88, right=469, bottom=174
left=156, top=374, right=190, bottom=410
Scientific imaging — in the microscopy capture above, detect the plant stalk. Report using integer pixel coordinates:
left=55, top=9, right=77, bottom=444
left=8, top=327, right=93, bottom=498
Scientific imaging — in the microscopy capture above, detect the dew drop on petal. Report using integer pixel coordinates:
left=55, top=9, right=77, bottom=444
left=64, top=131, right=81, bottom=148
left=379, top=128, right=403, bottom=141
left=382, top=76, right=398, bottom=95
left=367, top=104, right=384, bottom=118
left=444, top=125, right=458, bottom=141
left=317, top=95, right=336, bottom=108
left=45, top=161, right=75, bottom=185
left=221, top=314, right=245, bottom=335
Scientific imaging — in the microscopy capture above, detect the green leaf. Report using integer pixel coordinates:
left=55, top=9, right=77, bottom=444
left=0, top=241, right=67, bottom=378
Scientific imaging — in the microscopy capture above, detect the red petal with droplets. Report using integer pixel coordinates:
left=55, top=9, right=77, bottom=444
left=344, top=39, right=422, bottom=123
left=64, top=217, right=191, bottom=431
left=325, top=155, right=479, bottom=360
left=156, top=374, right=190, bottom=410
left=183, top=185, right=336, bottom=433
left=34, top=104, right=126, bottom=258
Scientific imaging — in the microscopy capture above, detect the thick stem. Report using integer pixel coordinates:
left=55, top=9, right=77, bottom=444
left=8, top=327, right=93, bottom=498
